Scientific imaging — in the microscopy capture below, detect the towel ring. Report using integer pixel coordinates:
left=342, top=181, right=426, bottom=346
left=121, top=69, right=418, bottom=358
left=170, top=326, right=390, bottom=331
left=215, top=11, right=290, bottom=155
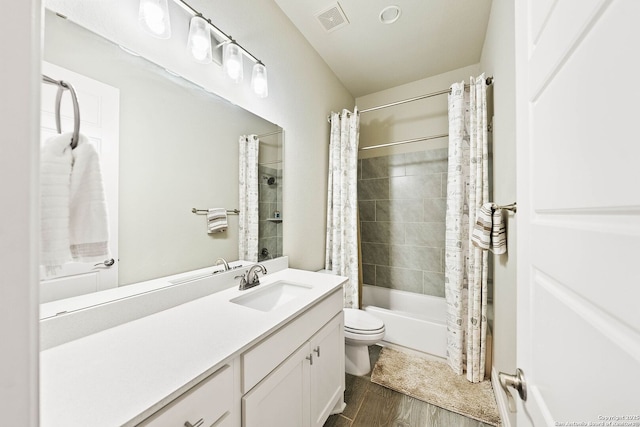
left=55, top=81, right=81, bottom=149
left=43, top=74, right=81, bottom=149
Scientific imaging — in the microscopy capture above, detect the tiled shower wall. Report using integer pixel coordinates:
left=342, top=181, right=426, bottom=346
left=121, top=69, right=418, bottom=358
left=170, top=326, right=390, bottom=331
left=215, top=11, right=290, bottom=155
left=358, top=148, right=448, bottom=297
left=258, top=165, right=283, bottom=261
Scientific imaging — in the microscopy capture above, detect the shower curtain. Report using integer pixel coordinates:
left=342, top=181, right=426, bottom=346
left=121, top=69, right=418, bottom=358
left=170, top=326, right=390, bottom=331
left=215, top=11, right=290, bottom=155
left=238, top=135, right=259, bottom=262
left=444, top=74, right=489, bottom=383
left=325, top=108, right=360, bottom=308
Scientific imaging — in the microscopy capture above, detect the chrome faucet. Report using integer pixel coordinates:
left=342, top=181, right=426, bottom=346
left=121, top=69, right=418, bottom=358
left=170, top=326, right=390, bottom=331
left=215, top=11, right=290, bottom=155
left=236, top=264, right=268, bottom=290
left=215, top=258, right=230, bottom=271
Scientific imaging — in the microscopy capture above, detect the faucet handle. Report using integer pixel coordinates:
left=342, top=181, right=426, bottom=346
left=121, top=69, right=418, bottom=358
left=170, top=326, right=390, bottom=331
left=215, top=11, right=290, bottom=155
left=235, top=274, right=247, bottom=289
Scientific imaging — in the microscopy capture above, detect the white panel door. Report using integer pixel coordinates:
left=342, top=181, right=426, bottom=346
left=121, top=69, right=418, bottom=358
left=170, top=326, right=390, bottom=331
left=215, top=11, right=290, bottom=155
left=515, top=0, right=640, bottom=425
left=40, top=61, right=119, bottom=302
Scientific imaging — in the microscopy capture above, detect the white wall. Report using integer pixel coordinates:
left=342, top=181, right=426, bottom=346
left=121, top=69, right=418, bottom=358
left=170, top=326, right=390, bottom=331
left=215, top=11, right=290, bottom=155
left=46, top=0, right=355, bottom=271
left=480, top=0, right=517, bottom=425
left=0, top=0, right=40, bottom=424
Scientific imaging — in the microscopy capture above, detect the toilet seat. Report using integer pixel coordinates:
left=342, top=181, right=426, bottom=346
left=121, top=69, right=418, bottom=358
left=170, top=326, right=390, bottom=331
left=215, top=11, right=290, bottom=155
left=344, top=308, right=385, bottom=335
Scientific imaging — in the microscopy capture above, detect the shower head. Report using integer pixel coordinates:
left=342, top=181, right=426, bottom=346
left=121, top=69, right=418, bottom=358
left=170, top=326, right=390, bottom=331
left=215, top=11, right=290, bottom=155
left=262, top=175, right=276, bottom=185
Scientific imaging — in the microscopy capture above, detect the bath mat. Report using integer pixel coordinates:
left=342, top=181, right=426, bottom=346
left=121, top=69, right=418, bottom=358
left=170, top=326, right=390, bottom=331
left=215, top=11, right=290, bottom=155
left=370, top=347, right=501, bottom=426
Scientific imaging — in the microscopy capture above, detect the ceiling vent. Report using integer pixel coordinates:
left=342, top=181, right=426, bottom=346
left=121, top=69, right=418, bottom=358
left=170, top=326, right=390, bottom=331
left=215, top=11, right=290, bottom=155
left=315, top=3, right=349, bottom=33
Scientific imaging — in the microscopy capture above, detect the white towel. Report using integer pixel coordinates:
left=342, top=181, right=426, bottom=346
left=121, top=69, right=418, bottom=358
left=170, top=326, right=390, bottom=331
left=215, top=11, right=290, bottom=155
left=207, top=208, right=228, bottom=233
left=471, top=202, right=507, bottom=254
left=40, top=132, right=74, bottom=273
left=68, top=134, right=111, bottom=262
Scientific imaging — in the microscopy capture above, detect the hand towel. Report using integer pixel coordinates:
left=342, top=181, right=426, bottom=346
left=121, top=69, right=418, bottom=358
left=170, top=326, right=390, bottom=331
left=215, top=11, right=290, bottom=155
left=40, top=132, right=74, bottom=273
left=490, top=207, right=507, bottom=255
left=68, top=134, right=111, bottom=262
left=207, top=208, right=228, bottom=233
left=471, top=202, right=507, bottom=254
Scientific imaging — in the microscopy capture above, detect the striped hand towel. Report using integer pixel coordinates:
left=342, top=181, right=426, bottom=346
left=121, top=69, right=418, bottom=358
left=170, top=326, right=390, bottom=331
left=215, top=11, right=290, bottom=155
left=207, top=208, right=228, bottom=233
left=471, top=203, right=507, bottom=254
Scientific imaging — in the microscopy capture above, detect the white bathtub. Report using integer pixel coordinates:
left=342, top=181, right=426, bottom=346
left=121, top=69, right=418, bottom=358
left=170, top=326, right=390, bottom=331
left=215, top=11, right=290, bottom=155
left=362, top=284, right=447, bottom=359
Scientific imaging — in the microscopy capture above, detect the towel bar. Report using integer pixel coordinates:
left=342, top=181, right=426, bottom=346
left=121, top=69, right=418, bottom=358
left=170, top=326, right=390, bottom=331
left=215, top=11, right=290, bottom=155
left=496, top=202, right=517, bottom=213
left=192, top=208, right=240, bottom=215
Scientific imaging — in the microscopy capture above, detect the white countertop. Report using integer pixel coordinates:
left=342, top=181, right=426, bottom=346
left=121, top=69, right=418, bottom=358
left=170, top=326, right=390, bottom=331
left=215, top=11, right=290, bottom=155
left=40, top=268, right=346, bottom=426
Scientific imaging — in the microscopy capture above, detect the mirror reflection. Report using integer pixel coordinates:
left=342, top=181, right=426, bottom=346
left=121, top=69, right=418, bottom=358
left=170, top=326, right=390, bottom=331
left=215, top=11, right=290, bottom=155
left=40, top=10, right=283, bottom=305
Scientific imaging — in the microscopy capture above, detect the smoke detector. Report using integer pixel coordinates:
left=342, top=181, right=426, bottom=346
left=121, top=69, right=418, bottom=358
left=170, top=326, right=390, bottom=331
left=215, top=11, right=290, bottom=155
left=379, top=5, right=402, bottom=24
left=315, top=3, right=349, bottom=33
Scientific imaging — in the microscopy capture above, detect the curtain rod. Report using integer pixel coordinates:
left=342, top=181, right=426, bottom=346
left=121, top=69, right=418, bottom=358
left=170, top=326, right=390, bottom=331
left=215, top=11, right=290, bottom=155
left=359, top=76, right=493, bottom=114
left=359, top=134, right=448, bottom=151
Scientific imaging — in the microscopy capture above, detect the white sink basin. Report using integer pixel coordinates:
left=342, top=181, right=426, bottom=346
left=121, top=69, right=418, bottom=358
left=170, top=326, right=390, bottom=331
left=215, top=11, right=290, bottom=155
left=230, top=281, right=313, bottom=312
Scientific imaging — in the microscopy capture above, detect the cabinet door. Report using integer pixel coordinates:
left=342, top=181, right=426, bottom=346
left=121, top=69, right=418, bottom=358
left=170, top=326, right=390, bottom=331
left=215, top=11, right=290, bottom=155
left=309, top=313, right=345, bottom=427
left=242, top=344, right=311, bottom=427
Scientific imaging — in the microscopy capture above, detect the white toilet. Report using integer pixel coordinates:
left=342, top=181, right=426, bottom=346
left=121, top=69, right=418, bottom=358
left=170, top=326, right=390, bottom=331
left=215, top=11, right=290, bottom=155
left=343, top=308, right=385, bottom=376
left=317, top=269, right=386, bottom=375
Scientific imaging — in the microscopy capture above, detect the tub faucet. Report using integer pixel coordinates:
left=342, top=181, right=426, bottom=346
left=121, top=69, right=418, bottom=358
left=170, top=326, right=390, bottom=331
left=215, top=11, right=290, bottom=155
left=236, top=264, right=268, bottom=290
left=215, top=257, right=230, bottom=271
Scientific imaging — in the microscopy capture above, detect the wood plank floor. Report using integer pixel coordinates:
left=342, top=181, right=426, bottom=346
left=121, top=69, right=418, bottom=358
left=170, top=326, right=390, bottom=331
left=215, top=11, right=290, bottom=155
left=323, top=346, right=495, bottom=427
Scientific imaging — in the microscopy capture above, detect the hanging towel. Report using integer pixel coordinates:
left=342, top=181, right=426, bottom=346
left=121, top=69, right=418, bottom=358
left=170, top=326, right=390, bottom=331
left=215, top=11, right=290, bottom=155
left=490, top=207, right=507, bottom=254
left=207, top=208, right=228, bottom=233
left=40, top=132, right=74, bottom=273
left=471, top=202, right=507, bottom=254
left=69, top=134, right=111, bottom=262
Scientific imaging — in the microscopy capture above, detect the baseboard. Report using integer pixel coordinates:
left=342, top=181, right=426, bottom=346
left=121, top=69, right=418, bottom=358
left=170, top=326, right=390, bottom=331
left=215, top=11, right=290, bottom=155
left=330, top=399, right=346, bottom=415
left=491, top=367, right=512, bottom=427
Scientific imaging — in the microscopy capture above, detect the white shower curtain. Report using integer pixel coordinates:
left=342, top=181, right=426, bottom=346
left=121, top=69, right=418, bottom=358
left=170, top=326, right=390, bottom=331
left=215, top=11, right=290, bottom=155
left=444, top=74, right=489, bottom=383
left=325, top=108, right=360, bottom=308
left=238, top=135, right=259, bottom=262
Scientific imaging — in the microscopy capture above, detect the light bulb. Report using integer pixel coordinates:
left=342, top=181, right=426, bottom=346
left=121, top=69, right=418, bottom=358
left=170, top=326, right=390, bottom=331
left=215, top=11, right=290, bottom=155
left=251, top=62, right=268, bottom=98
left=139, top=0, right=171, bottom=39
left=224, top=42, right=244, bottom=83
left=187, top=15, right=212, bottom=64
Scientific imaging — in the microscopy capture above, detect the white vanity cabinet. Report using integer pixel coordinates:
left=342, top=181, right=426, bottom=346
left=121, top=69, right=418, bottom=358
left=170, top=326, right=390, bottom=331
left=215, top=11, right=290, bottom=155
left=242, top=289, right=345, bottom=427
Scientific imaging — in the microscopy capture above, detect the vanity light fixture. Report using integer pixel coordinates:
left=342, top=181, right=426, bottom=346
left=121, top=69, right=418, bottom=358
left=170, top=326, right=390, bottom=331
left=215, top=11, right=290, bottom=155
left=187, top=15, right=212, bottom=64
left=251, top=61, right=268, bottom=98
left=223, top=41, right=244, bottom=83
left=139, top=0, right=172, bottom=39
left=138, top=0, right=269, bottom=97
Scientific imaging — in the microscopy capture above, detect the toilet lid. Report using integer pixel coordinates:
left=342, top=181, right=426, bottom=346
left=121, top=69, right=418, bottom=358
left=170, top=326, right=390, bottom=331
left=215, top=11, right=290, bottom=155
left=344, top=308, right=384, bottom=333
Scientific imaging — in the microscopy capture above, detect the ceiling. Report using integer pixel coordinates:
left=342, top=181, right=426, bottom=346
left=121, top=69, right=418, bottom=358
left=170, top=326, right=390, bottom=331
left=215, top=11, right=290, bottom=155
left=274, top=0, right=493, bottom=98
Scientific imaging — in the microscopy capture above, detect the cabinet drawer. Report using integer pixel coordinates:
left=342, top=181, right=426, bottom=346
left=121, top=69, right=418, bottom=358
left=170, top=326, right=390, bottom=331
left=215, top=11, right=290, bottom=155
left=241, top=288, right=342, bottom=393
left=138, top=363, right=234, bottom=427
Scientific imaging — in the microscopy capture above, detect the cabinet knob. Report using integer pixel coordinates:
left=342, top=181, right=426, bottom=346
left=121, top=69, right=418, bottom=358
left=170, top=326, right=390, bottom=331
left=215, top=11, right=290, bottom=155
left=184, top=418, right=204, bottom=427
left=313, top=346, right=320, bottom=357
left=306, top=354, right=313, bottom=365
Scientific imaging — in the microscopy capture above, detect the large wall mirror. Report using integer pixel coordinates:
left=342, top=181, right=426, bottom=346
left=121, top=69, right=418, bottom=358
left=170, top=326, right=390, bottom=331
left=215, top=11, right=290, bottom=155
left=40, top=9, right=283, bottom=310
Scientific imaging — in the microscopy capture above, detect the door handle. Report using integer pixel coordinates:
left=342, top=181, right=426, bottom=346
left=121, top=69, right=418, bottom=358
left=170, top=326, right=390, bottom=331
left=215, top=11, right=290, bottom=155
left=93, top=258, right=115, bottom=268
left=306, top=354, right=313, bottom=365
left=313, top=346, right=320, bottom=357
left=498, top=368, right=527, bottom=412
